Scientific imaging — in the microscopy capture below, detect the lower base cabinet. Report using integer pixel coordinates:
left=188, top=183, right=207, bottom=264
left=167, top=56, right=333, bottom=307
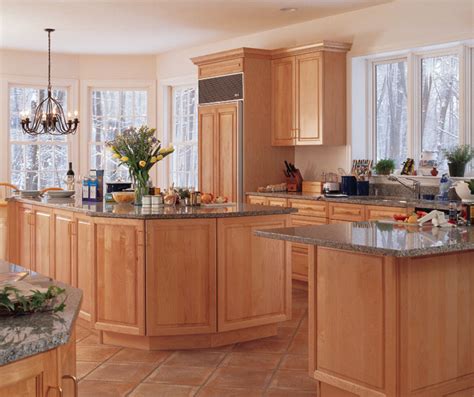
left=0, top=329, right=76, bottom=397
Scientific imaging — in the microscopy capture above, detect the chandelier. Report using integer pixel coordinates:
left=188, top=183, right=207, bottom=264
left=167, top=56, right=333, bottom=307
left=20, top=28, right=79, bottom=136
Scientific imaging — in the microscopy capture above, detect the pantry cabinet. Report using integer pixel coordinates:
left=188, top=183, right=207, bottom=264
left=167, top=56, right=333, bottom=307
left=198, top=103, right=238, bottom=201
left=271, top=42, right=351, bottom=146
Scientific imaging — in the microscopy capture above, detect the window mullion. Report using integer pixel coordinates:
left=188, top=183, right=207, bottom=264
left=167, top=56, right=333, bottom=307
left=408, top=52, right=418, bottom=164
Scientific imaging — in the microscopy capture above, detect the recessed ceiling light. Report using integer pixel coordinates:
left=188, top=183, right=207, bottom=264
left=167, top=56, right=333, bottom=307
left=280, top=7, right=297, bottom=12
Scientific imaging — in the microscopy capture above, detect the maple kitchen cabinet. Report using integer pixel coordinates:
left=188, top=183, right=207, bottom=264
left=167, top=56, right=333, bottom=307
left=271, top=41, right=351, bottom=146
left=192, top=48, right=294, bottom=200
left=8, top=198, right=292, bottom=351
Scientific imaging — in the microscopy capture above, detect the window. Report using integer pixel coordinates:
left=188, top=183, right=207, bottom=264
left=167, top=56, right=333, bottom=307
left=374, top=60, right=408, bottom=167
left=169, top=85, right=198, bottom=188
left=365, top=44, right=470, bottom=173
left=9, top=86, right=68, bottom=190
left=90, top=89, right=147, bottom=182
left=421, top=54, right=460, bottom=169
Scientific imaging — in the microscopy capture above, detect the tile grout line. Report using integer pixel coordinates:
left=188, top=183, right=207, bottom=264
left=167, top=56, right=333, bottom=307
left=193, top=349, right=232, bottom=396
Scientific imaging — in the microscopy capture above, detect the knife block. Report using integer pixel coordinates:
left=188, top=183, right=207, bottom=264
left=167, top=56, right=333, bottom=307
left=286, top=169, right=303, bottom=192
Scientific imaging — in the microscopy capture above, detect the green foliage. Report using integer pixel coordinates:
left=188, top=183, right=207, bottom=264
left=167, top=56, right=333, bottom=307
left=444, top=144, right=474, bottom=164
left=374, top=159, right=396, bottom=175
left=0, top=285, right=66, bottom=315
left=468, top=180, right=474, bottom=194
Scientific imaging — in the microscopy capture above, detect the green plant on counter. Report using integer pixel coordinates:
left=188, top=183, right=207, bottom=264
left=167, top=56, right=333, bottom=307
left=468, top=180, right=474, bottom=194
left=374, top=159, right=396, bottom=175
left=444, top=145, right=474, bottom=177
left=0, top=285, right=66, bottom=316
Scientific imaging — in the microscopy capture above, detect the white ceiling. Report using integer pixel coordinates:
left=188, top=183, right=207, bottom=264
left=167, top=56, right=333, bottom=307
left=0, top=0, right=392, bottom=55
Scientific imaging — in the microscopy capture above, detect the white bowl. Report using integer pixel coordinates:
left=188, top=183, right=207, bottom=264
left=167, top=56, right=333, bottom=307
left=46, top=190, right=75, bottom=198
left=454, top=181, right=474, bottom=201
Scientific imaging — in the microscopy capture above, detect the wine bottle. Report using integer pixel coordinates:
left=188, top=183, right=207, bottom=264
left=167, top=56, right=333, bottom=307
left=67, top=162, right=74, bottom=177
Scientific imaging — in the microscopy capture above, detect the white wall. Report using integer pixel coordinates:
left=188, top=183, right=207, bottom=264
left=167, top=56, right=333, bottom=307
left=156, top=0, right=474, bottom=178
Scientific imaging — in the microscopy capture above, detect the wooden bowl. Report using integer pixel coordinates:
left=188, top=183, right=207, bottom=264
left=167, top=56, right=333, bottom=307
left=112, top=191, right=135, bottom=204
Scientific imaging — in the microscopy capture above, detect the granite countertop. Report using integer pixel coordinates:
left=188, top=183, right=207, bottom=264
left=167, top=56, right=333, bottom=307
left=10, top=197, right=296, bottom=219
left=255, top=222, right=474, bottom=257
left=246, top=191, right=455, bottom=210
left=0, top=260, right=82, bottom=366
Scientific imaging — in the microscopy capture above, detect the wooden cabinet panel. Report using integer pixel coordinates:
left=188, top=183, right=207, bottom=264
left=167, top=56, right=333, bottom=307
left=74, top=214, right=94, bottom=322
left=94, top=218, right=145, bottom=335
left=271, top=56, right=296, bottom=146
left=247, top=195, right=268, bottom=205
left=199, top=106, right=217, bottom=195
left=53, top=210, right=73, bottom=285
left=17, top=204, right=33, bottom=270
left=217, top=215, right=291, bottom=332
left=365, top=205, right=411, bottom=221
left=328, top=203, right=365, bottom=222
left=32, top=207, right=53, bottom=278
left=146, top=219, right=216, bottom=336
left=295, top=53, right=322, bottom=144
left=199, top=57, right=243, bottom=78
left=267, top=197, right=288, bottom=207
left=288, top=199, right=327, bottom=218
left=216, top=105, right=238, bottom=200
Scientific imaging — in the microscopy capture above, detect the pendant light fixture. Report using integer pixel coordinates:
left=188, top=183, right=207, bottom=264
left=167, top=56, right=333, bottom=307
left=20, top=28, right=79, bottom=136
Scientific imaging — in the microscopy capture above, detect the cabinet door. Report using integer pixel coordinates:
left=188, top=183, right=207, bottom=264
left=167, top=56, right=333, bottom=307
left=247, top=195, right=268, bottom=205
left=53, top=210, right=73, bottom=285
left=216, top=104, right=238, bottom=201
left=32, top=207, right=53, bottom=277
left=199, top=106, right=217, bottom=195
left=74, top=214, right=94, bottom=322
left=272, top=56, right=296, bottom=146
left=17, top=204, right=33, bottom=270
left=217, top=215, right=291, bottom=332
left=94, top=218, right=145, bottom=335
left=146, top=219, right=216, bottom=336
left=295, top=52, right=322, bottom=144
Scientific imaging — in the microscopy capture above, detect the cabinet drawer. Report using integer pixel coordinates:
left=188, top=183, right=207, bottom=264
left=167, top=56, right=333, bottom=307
left=288, top=199, right=327, bottom=218
left=291, top=243, right=308, bottom=281
left=267, top=198, right=288, bottom=207
left=291, top=214, right=327, bottom=226
left=247, top=195, right=268, bottom=206
left=199, top=58, right=243, bottom=79
left=365, top=206, right=411, bottom=221
left=328, top=203, right=365, bottom=222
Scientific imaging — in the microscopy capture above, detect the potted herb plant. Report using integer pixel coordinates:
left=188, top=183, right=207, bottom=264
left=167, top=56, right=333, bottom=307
left=107, top=126, right=174, bottom=205
left=444, top=145, right=474, bottom=177
left=374, top=159, right=396, bottom=175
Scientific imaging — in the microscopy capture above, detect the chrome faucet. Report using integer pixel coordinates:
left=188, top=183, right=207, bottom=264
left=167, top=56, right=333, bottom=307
left=387, top=175, right=421, bottom=199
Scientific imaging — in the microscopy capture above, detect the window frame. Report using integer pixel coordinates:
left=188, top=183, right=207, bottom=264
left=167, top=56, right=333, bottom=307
left=1, top=75, right=79, bottom=186
left=168, top=83, right=198, bottom=189
left=79, top=79, right=156, bottom=180
left=367, top=43, right=472, bottom=174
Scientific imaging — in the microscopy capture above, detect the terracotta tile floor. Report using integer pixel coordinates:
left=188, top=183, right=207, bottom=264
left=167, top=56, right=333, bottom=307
left=76, top=287, right=316, bottom=396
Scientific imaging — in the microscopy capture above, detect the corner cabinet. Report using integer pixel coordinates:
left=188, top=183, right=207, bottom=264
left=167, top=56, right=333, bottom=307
left=271, top=41, right=351, bottom=146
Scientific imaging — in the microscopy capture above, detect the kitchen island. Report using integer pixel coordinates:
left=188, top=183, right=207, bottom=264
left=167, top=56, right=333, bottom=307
left=256, top=222, right=474, bottom=397
left=7, top=198, right=294, bottom=350
left=0, top=260, right=81, bottom=396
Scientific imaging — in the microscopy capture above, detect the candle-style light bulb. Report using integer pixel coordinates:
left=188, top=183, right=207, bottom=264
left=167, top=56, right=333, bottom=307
left=42, top=112, right=46, bottom=121
left=74, top=110, right=78, bottom=118
left=67, top=111, right=72, bottom=119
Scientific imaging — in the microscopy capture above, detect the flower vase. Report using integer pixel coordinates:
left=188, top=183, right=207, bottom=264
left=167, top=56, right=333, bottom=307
left=132, top=175, right=149, bottom=206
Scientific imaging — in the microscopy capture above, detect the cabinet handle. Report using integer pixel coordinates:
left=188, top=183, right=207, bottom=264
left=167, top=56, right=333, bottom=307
left=62, top=375, right=78, bottom=397
left=46, top=385, right=63, bottom=397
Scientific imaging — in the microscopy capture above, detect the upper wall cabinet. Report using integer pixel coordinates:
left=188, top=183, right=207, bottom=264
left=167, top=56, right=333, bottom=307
left=271, top=41, right=351, bottom=146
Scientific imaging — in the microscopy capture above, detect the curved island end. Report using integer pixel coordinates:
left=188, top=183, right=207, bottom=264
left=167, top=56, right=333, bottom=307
left=7, top=198, right=294, bottom=350
left=0, top=260, right=82, bottom=397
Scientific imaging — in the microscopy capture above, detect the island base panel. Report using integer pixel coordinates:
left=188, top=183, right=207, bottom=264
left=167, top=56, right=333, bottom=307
left=101, top=323, right=277, bottom=350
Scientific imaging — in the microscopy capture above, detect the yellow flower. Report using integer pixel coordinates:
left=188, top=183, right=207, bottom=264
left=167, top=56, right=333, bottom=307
left=150, top=156, right=157, bottom=163
left=158, top=147, right=167, bottom=155
left=156, top=154, right=163, bottom=161
left=139, top=160, right=147, bottom=168
left=112, top=153, right=120, bottom=159
left=120, top=156, right=129, bottom=162
left=108, top=146, right=115, bottom=152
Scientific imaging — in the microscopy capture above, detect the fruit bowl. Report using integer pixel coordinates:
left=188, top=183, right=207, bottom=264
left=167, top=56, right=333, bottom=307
left=112, top=191, right=135, bottom=204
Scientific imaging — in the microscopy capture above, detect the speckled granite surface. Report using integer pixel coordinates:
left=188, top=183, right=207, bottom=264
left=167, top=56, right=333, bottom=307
left=10, top=197, right=296, bottom=219
left=246, top=192, right=455, bottom=210
left=0, top=261, right=82, bottom=366
left=255, top=222, right=474, bottom=257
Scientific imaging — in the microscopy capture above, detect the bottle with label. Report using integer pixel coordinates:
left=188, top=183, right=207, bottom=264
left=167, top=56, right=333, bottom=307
left=448, top=201, right=458, bottom=224
left=65, top=162, right=75, bottom=191
left=89, top=177, right=98, bottom=201
left=82, top=177, right=90, bottom=201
